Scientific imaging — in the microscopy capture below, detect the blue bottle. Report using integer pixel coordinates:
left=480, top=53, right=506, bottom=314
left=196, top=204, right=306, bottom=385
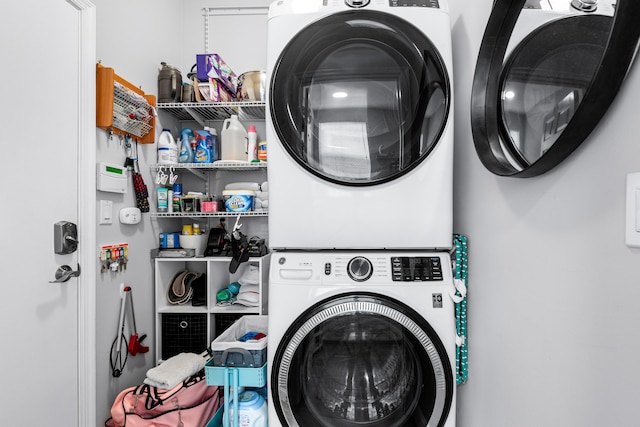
left=194, top=129, right=212, bottom=163
left=178, top=128, right=194, bottom=163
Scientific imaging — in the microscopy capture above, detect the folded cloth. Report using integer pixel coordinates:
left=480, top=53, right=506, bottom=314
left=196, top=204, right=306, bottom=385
left=239, top=283, right=259, bottom=293
left=144, top=353, right=206, bottom=390
left=261, top=200, right=268, bottom=209
left=225, top=182, right=261, bottom=191
left=260, top=181, right=268, bottom=192
left=256, top=191, right=268, bottom=201
left=238, top=265, right=260, bottom=285
left=236, top=291, right=259, bottom=307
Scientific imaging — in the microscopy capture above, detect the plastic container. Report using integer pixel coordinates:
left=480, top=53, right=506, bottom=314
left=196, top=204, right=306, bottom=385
left=194, top=129, right=213, bottom=163
left=247, top=125, right=258, bottom=162
left=257, top=140, right=267, bottom=162
left=210, top=315, right=267, bottom=368
left=207, top=127, right=219, bottom=162
left=229, top=391, right=267, bottom=427
left=158, top=129, right=178, bottom=164
left=223, top=190, right=255, bottom=213
left=221, top=115, right=247, bottom=161
left=157, top=187, right=169, bottom=212
left=179, top=128, right=194, bottom=163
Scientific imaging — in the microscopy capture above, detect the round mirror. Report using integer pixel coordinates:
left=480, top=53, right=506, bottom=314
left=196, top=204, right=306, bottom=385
left=471, top=0, right=640, bottom=177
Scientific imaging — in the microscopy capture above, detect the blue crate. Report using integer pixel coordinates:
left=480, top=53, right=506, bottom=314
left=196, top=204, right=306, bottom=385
left=205, top=359, right=267, bottom=388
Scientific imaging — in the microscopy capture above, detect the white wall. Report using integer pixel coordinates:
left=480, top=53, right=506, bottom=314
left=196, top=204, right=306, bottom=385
left=449, top=1, right=640, bottom=425
left=93, top=0, right=184, bottom=422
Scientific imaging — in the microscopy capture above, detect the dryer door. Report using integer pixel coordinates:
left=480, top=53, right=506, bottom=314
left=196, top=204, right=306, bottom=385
left=271, top=293, right=453, bottom=427
left=270, top=10, right=450, bottom=186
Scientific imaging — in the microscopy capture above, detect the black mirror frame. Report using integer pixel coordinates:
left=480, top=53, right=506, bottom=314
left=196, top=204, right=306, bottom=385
left=471, top=0, right=640, bottom=178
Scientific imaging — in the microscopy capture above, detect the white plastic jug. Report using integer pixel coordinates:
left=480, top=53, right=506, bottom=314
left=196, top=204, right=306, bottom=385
left=221, top=115, right=247, bottom=161
left=158, top=129, right=178, bottom=164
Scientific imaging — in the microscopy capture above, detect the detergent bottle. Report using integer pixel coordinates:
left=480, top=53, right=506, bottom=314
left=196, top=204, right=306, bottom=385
left=178, top=128, right=194, bottom=163
left=247, top=125, right=258, bottom=162
left=158, top=129, right=178, bottom=164
left=221, top=115, right=247, bottom=161
left=228, top=390, right=267, bottom=427
left=194, top=129, right=212, bottom=163
left=206, top=127, right=219, bottom=162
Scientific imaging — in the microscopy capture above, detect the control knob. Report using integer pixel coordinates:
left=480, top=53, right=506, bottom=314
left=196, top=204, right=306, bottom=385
left=345, top=0, right=371, bottom=8
left=347, top=256, right=373, bottom=282
left=571, top=0, right=597, bottom=12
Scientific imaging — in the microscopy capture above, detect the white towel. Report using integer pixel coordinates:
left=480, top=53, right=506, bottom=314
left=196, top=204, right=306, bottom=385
left=225, top=182, right=261, bottom=191
left=236, top=291, right=259, bottom=307
left=239, top=265, right=260, bottom=285
left=256, top=191, right=268, bottom=201
left=261, top=181, right=268, bottom=192
left=144, top=352, right=206, bottom=389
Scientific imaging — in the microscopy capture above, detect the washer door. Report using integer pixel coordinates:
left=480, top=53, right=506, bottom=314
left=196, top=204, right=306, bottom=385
left=271, top=293, right=453, bottom=427
left=270, top=10, right=450, bottom=186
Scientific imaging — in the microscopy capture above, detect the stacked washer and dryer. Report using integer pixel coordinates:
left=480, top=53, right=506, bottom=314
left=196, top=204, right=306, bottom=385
left=264, top=0, right=456, bottom=426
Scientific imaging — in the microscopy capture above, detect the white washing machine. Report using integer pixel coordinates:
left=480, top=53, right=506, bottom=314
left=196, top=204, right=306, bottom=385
left=267, top=251, right=457, bottom=427
left=266, top=0, right=454, bottom=250
left=471, top=0, right=618, bottom=176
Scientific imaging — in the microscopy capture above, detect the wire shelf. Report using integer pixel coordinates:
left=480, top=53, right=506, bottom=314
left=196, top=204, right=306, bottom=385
left=157, top=101, right=266, bottom=121
left=151, top=162, right=267, bottom=172
left=151, top=211, right=268, bottom=219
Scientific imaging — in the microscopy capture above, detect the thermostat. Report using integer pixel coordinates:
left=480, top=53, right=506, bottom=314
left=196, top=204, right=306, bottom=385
left=97, top=162, right=127, bottom=193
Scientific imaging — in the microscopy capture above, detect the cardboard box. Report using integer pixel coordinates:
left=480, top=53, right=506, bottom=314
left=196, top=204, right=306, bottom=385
left=196, top=54, right=238, bottom=96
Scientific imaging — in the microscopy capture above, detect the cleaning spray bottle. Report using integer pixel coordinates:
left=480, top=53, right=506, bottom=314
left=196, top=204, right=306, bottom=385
left=178, top=128, right=194, bottom=163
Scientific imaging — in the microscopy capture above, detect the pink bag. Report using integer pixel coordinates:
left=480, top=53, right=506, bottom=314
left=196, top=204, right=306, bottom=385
left=105, top=371, right=221, bottom=427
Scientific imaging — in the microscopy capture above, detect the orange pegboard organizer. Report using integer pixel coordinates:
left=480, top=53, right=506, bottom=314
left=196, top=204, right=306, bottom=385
left=96, top=63, right=156, bottom=143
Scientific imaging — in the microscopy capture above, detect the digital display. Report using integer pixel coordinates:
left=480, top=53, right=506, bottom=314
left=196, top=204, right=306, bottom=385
left=389, top=0, right=439, bottom=8
left=391, top=256, right=443, bottom=281
left=106, top=166, right=123, bottom=175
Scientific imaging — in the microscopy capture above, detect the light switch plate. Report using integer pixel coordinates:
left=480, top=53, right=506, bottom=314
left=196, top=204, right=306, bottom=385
left=625, top=173, right=640, bottom=248
left=99, top=200, right=113, bottom=225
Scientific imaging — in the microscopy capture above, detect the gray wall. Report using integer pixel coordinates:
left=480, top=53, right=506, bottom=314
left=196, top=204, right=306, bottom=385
left=93, top=0, right=640, bottom=425
left=450, top=1, right=640, bottom=426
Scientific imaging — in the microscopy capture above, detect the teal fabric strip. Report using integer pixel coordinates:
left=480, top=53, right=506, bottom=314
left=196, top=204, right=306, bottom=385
left=453, top=234, right=468, bottom=384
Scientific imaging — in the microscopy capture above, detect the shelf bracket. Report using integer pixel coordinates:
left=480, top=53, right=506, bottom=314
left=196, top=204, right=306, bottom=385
left=184, top=106, right=208, bottom=128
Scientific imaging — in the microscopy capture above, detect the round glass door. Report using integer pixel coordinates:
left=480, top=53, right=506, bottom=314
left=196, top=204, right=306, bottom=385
left=271, top=293, right=453, bottom=427
left=270, top=10, right=450, bottom=186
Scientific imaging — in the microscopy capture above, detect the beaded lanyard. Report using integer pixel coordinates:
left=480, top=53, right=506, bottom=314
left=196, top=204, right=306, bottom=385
left=453, top=234, right=468, bottom=384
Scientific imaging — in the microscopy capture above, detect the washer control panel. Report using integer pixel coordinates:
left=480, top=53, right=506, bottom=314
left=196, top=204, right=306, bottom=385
left=391, top=256, right=443, bottom=281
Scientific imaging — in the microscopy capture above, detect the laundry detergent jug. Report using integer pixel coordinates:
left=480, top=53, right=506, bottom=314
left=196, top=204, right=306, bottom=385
left=178, top=128, right=194, bottom=163
left=221, top=115, right=247, bottom=161
left=158, top=129, right=178, bottom=164
left=228, top=390, right=267, bottom=427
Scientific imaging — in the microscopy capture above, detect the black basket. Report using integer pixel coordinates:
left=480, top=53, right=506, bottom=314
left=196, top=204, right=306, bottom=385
left=161, top=313, right=208, bottom=359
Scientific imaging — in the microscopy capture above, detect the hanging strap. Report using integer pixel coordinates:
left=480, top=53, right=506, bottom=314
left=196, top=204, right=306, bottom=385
left=452, top=234, right=468, bottom=385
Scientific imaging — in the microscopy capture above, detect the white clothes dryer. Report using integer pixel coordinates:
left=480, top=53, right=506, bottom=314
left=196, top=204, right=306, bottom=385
left=266, top=0, right=454, bottom=250
left=267, top=250, right=457, bottom=427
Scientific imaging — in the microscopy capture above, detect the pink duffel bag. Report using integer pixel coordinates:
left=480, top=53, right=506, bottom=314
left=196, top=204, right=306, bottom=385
left=105, top=370, right=221, bottom=427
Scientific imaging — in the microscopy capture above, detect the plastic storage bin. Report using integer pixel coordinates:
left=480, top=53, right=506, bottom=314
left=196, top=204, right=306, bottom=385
left=210, top=315, right=267, bottom=368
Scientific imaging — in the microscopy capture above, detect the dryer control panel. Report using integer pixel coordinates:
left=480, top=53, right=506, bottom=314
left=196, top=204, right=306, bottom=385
left=391, top=256, right=443, bottom=281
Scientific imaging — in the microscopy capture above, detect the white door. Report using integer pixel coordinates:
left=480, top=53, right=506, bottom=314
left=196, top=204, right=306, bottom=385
left=0, top=1, right=96, bottom=424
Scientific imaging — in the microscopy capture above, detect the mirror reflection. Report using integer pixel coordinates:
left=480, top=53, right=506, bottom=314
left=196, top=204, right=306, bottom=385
left=499, top=0, right=614, bottom=169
